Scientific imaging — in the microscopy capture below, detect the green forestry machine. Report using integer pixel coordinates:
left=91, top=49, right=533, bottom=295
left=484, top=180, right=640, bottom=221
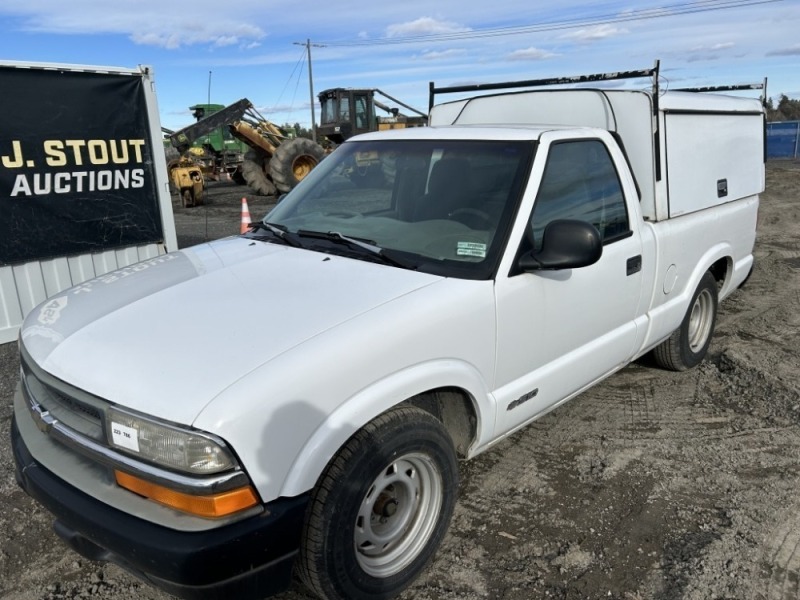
left=174, top=102, right=251, bottom=182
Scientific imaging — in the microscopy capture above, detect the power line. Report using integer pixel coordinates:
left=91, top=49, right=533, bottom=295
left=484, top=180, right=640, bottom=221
left=268, top=47, right=307, bottom=115
left=316, top=0, right=785, bottom=47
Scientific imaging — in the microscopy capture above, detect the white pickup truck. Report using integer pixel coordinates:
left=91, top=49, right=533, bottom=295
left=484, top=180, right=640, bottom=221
left=13, top=64, right=764, bottom=600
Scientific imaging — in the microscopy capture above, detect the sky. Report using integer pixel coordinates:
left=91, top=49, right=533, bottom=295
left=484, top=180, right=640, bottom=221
left=0, top=0, right=798, bottom=132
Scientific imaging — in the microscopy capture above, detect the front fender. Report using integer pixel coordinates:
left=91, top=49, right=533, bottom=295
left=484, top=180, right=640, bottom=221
left=278, top=358, right=494, bottom=498
left=193, top=276, right=497, bottom=503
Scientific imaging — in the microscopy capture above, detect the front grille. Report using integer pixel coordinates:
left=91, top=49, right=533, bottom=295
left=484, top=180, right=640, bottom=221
left=21, top=357, right=106, bottom=442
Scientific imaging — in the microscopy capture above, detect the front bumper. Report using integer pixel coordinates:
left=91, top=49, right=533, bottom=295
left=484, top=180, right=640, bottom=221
left=12, top=416, right=309, bottom=600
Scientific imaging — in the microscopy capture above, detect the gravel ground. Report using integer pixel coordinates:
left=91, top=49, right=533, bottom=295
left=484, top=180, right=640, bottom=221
left=1, top=161, right=799, bottom=600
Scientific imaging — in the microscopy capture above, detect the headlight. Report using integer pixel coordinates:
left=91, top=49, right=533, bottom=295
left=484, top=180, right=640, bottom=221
left=106, top=406, right=236, bottom=475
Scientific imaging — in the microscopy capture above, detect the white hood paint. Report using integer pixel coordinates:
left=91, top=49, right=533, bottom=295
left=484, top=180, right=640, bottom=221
left=21, top=237, right=442, bottom=424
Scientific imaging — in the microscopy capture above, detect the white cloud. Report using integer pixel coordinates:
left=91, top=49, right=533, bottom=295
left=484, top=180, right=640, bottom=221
left=128, top=27, right=264, bottom=49
left=562, top=24, right=628, bottom=42
left=131, top=23, right=265, bottom=49
left=386, top=17, right=470, bottom=38
left=2, top=1, right=267, bottom=49
left=417, top=48, right=467, bottom=61
left=130, top=32, right=180, bottom=50
left=684, top=42, right=738, bottom=62
left=767, top=45, right=800, bottom=57
left=507, top=47, right=557, bottom=61
left=690, top=42, right=734, bottom=52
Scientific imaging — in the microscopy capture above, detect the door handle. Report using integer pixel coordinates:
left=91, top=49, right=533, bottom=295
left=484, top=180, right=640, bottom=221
left=627, top=255, right=642, bottom=276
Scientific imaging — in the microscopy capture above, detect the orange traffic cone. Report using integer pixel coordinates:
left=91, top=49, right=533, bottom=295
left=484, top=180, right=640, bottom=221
left=240, top=197, right=252, bottom=234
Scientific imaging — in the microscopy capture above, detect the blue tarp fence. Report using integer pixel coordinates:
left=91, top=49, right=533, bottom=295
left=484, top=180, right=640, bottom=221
left=767, top=121, right=800, bottom=159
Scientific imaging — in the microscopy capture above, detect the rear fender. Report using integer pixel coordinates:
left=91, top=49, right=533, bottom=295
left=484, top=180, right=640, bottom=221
left=644, top=242, right=733, bottom=351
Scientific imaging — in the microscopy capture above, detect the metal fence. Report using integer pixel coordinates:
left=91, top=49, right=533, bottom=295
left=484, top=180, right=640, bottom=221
left=767, top=121, right=800, bottom=159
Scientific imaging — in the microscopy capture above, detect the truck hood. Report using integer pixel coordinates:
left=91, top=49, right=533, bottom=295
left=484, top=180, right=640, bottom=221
left=21, top=237, right=441, bottom=424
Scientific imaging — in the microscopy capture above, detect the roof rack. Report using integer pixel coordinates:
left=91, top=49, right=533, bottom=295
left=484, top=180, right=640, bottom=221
left=428, top=60, right=661, bottom=112
left=674, top=79, right=768, bottom=106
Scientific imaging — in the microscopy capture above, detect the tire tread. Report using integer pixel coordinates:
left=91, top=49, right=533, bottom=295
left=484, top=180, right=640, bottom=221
left=269, top=138, right=324, bottom=194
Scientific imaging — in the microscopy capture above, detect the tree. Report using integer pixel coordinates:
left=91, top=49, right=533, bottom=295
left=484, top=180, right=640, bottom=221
left=280, top=122, right=313, bottom=139
left=766, top=95, right=800, bottom=121
left=294, top=123, right=313, bottom=139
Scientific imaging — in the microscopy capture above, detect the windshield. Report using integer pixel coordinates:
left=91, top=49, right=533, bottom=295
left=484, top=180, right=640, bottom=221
left=264, top=138, right=535, bottom=279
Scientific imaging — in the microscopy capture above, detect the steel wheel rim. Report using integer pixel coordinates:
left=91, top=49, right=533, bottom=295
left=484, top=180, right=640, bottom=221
left=292, top=155, right=318, bottom=180
left=688, top=288, right=714, bottom=352
left=354, top=452, right=443, bottom=577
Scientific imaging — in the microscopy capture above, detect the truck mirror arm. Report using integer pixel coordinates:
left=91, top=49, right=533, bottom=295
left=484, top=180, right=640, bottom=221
left=519, top=220, right=603, bottom=271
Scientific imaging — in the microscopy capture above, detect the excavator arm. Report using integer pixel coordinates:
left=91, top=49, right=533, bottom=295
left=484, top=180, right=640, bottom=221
left=372, top=89, right=427, bottom=118
left=167, top=98, right=253, bottom=153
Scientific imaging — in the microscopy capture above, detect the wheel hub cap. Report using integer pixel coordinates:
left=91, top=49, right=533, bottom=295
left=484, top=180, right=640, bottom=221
left=354, top=453, right=443, bottom=577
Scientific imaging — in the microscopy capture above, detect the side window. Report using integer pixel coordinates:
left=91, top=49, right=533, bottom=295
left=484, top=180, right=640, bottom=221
left=530, top=140, right=629, bottom=251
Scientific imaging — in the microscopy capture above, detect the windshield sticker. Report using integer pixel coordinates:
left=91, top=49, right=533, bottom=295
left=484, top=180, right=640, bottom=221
left=457, top=242, right=487, bottom=258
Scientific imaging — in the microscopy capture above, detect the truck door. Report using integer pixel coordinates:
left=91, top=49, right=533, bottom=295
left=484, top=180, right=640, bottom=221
left=493, top=138, right=643, bottom=437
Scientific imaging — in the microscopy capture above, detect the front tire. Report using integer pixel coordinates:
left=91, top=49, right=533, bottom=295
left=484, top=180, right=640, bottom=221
left=653, top=270, right=718, bottom=371
left=298, top=405, right=458, bottom=600
left=269, top=138, right=325, bottom=194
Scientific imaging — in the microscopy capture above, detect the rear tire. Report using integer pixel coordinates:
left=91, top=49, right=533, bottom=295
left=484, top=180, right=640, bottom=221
left=269, top=138, right=324, bottom=194
left=241, top=150, right=277, bottom=197
left=653, top=270, right=718, bottom=371
left=297, top=405, right=458, bottom=600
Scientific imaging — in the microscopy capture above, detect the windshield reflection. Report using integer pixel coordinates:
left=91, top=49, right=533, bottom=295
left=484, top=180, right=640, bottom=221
left=265, top=139, right=534, bottom=279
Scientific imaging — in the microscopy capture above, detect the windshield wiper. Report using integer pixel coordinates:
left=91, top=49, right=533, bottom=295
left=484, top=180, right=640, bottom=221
left=246, top=221, right=303, bottom=247
left=296, top=229, right=417, bottom=269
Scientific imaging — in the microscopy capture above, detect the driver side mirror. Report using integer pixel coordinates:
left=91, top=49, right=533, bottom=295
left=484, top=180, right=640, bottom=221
left=518, top=219, right=602, bottom=271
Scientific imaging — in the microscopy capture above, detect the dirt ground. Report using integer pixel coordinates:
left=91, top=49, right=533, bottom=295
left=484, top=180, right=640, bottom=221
left=1, top=161, right=799, bottom=600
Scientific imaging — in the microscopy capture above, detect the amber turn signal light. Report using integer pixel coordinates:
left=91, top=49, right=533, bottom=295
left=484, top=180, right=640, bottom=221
left=115, top=470, right=259, bottom=518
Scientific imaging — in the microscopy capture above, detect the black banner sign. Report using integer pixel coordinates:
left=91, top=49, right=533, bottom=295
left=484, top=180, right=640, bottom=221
left=0, top=67, right=164, bottom=265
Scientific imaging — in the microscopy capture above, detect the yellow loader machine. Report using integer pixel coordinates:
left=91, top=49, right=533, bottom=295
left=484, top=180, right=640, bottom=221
left=165, top=89, right=427, bottom=202
left=165, top=98, right=325, bottom=200
left=167, top=156, right=205, bottom=208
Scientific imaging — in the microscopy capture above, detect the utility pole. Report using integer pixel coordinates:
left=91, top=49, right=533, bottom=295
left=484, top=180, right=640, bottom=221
left=294, top=39, right=325, bottom=142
